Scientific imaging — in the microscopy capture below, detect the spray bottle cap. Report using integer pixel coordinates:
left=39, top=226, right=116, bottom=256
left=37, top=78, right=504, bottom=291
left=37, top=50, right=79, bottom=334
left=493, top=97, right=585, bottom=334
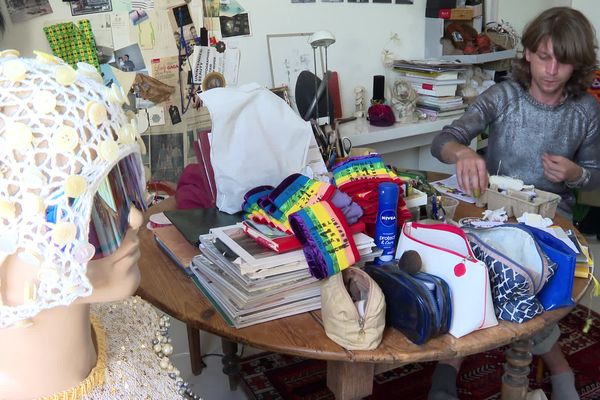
left=378, top=182, right=399, bottom=203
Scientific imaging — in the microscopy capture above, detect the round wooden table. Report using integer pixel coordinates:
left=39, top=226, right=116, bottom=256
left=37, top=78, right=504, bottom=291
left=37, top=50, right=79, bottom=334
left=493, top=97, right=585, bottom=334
left=137, top=197, right=593, bottom=400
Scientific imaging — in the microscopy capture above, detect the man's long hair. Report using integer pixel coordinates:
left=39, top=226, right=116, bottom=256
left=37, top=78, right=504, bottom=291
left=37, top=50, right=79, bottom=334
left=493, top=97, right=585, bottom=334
left=511, top=7, right=598, bottom=98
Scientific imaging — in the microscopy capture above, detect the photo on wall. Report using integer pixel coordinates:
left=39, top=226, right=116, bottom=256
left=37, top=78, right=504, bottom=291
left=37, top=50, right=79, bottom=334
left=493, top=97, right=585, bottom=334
left=219, top=13, right=250, bottom=38
left=185, top=130, right=197, bottom=166
left=347, top=0, right=369, bottom=2
left=70, top=0, right=112, bottom=16
left=150, top=133, right=184, bottom=183
left=111, top=43, right=147, bottom=72
left=168, top=3, right=197, bottom=59
left=5, top=0, right=53, bottom=23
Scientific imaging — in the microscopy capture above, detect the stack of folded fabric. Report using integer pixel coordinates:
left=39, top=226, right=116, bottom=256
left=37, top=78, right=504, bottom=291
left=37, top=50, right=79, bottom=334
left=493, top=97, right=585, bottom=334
left=243, top=173, right=362, bottom=234
left=332, top=154, right=412, bottom=231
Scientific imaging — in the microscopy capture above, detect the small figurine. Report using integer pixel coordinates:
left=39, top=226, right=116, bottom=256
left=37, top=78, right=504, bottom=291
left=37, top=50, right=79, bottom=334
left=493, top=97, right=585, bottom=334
left=390, top=79, right=417, bottom=123
left=354, top=85, right=366, bottom=118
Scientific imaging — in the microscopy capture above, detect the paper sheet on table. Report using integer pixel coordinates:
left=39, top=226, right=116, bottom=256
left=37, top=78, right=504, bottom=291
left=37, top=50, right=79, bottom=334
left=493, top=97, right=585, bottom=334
left=431, top=174, right=476, bottom=203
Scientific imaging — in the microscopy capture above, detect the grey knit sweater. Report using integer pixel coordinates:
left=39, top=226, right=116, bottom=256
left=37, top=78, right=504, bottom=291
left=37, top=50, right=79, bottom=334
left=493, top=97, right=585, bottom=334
left=431, top=79, right=600, bottom=211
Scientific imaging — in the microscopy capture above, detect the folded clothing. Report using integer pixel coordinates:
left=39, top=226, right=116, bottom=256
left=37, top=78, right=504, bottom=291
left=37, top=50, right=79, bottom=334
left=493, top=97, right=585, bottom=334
left=332, top=155, right=412, bottom=227
left=289, top=200, right=360, bottom=279
left=243, top=174, right=362, bottom=234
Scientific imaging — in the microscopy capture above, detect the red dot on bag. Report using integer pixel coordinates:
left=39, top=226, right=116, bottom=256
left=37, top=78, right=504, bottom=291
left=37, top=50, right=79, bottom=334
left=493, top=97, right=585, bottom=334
left=454, top=263, right=466, bottom=277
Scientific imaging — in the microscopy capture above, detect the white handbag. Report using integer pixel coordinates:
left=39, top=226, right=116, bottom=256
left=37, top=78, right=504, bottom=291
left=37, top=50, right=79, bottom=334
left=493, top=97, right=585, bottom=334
left=395, top=222, right=498, bottom=338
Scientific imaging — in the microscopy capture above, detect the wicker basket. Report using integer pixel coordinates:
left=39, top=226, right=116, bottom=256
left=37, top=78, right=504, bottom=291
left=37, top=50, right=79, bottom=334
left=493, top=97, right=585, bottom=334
left=482, top=29, right=517, bottom=71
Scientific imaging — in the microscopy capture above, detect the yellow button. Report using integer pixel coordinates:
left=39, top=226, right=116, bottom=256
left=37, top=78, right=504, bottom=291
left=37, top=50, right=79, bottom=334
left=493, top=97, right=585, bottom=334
left=107, top=84, right=126, bottom=105
left=0, top=49, right=21, bottom=58
left=33, top=90, right=57, bottom=114
left=55, top=65, right=77, bottom=86
left=33, top=50, right=61, bottom=64
left=76, top=62, right=103, bottom=83
left=86, top=101, right=108, bottom=126
left=99, top=139, right=119, bottom=163
left=137, top=135, right=147, bottom=155
left=52, top=222, right=77, bottom=246
left=3, top=59, right=27, bottom=83
left=21, top=192, right=45, bottom=215
left=0, top=199, right=17, bottom=220
left=64, top=175, right=87, bottom=198
left=53, top=125, right=79, bottom=152
left=5, top=122, right=33, bottom=150
left=118, top=123, right=136, bottom=145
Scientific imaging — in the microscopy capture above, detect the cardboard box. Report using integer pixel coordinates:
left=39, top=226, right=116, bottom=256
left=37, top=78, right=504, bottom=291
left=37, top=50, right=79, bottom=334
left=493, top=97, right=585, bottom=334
left=450, top=8, right=473, bottom=20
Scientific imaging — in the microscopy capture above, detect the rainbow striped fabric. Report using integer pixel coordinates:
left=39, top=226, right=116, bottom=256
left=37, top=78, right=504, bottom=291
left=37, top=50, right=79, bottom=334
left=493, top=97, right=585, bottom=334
left=332, top=154, right=400, bottom=188
left=244, top=174, right=335, bottom=233
left=288, top=200, right=359, bottom=280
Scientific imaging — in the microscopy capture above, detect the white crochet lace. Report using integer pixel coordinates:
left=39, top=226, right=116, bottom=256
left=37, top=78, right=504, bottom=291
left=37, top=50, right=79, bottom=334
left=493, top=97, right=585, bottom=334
left=0, top=54, right=143, bottom=328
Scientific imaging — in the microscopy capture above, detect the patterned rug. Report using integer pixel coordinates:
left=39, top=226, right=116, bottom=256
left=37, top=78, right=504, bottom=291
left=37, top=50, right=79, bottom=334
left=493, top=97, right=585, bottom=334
left=239, top=305, right=600, bottom=399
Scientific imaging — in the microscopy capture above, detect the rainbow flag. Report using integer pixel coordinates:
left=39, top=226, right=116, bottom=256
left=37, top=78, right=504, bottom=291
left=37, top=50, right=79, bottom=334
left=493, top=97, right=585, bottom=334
left=289, top=201, right=359, bottom=280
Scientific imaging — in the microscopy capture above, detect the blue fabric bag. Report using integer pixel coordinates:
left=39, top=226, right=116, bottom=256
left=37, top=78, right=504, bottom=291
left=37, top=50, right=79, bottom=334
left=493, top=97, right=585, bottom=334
left=518, top=225, right=576, bottom=311
left=464, top=224, right=556, bottom=323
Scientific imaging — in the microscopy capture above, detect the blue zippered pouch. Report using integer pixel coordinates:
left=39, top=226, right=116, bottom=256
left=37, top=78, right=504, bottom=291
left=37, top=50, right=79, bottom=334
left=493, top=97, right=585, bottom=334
left=518, top=224, right=576, bottom=311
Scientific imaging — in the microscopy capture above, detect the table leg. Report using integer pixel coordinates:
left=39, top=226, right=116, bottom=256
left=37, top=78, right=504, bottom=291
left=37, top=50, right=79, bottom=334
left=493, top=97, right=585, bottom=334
left=221, top=338, right=240, bottom=391
left=186, top=325, right=206, bottom=375
left=501, top=339, right=533, bottom=400
left=327, top=360, right=375, bottom=400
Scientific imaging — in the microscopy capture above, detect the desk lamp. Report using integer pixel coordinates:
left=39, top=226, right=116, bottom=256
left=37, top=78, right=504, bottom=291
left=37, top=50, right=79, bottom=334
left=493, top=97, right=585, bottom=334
left=304, top=30, right=336, bottom=124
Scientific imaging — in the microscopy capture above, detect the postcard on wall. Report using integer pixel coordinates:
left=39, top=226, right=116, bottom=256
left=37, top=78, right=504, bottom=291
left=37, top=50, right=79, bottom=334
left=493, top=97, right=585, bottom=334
left=7, top=0, right=53, bottom=23
left=150, top=133, right=184, bottom=183
left=70, top=0, right=112, bottom=16
left=219, top=13, right=250, bottom=38
left=110, top=43, right=147, bottom=73
left=220, top=0, right=245, bottom=17
left=150, top=56, right=179, bottom=103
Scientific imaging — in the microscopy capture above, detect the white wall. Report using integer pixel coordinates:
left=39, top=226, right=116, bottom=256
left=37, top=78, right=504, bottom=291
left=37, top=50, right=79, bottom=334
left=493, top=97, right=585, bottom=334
left=3, top=0, right=597, bottom=118
left=0, top=0, right=428, bottom=117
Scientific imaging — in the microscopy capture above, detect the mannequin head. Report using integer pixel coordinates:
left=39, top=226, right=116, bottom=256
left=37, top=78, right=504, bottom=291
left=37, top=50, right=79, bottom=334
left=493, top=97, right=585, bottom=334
left=0, top=52, right=146, bottom=328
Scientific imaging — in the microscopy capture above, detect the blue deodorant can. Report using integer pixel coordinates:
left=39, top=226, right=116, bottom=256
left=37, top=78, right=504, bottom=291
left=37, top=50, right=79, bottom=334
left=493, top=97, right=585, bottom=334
left=374, top=182, right=399, bottom=264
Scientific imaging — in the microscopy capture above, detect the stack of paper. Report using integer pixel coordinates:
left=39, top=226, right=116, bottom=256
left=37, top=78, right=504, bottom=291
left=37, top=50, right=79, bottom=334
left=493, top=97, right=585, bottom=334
left=189, top=223, right=380, bottom=328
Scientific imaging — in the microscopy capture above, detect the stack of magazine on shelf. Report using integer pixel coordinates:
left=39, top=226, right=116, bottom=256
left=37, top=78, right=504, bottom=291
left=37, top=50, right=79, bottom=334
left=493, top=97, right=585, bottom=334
left=189, top=223, right=380, bottom=328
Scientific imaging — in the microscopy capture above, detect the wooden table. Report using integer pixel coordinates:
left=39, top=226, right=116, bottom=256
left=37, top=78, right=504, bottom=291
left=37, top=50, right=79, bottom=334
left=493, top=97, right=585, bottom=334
left=137, top=197, right=593, bottom=400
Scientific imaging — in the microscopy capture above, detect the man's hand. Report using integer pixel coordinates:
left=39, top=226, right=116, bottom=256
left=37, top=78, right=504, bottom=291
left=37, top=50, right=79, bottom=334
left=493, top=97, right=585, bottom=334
left=440, top=142, right=488, bottom=196
left=542, top=153, right=582, bottom=183
left=456, top=147, right=488, bottom=197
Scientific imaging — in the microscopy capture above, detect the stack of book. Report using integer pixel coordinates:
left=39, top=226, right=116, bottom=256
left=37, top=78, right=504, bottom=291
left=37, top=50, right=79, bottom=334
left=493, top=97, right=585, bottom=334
left=392, top=59, right=468, bottom=119
left=190, top=223, right=380, bottom=328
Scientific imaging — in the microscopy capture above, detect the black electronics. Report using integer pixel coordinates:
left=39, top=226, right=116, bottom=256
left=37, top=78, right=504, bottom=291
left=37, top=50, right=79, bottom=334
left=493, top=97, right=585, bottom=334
left=295, top=70, right=334, bottom=122
left=372, top=75, right=385, bottom=103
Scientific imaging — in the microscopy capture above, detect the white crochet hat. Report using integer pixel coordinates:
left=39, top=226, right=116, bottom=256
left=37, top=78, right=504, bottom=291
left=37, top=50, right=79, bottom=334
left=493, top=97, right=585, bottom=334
left=0, top=51, right=145, bottom=328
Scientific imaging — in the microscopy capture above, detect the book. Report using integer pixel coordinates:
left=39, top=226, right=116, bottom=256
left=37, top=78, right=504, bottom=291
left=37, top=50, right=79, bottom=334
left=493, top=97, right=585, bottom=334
left=153, top=225, right=200, bottom=276
left=417, top=107, right=466, bottom=119
left=399, top=74, right=466, bottom=86
left=410, top=82, right=458, bottom=97
left=393, top=68, right=460, bottom=81
left=211, top=224, right=376, bottom=270
left=163, top=207, right=242, bottom=245
left=242, top=219, right=366, bottom=253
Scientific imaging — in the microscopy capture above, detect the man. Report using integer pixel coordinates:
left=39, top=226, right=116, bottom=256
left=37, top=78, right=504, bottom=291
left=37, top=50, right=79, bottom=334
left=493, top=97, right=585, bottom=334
left=429, top=7, right=600, bottom=400
left=121, top=54, right=135, bottom=71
